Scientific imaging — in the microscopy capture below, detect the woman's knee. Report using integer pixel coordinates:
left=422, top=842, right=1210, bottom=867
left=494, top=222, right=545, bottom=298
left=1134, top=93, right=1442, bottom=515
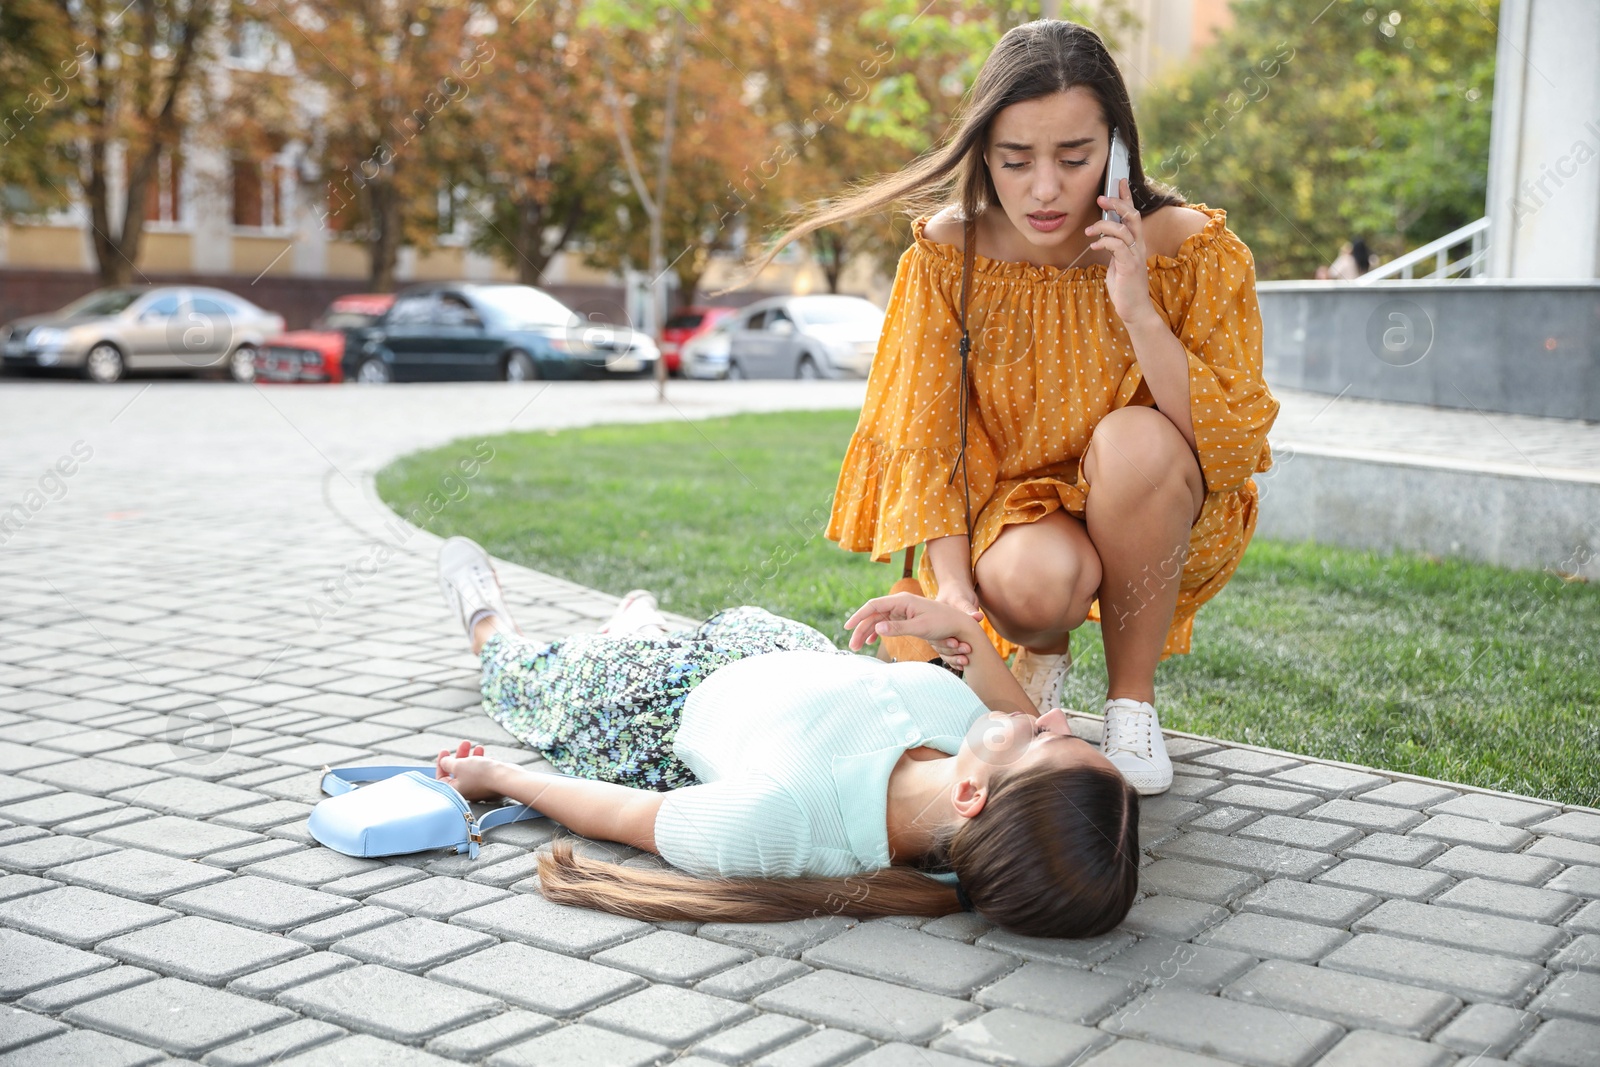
left=977, top=525, right=1101, bottom=637
left=1083, top=407, right=1205, bottom=520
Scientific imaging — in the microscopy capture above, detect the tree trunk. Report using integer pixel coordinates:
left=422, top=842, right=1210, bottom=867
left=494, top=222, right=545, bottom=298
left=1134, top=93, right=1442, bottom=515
left=367, top=180, right=402, bottom=291
left=516, top=196, right=546, bottom=285
left=86, top=139, right=133, bottom=285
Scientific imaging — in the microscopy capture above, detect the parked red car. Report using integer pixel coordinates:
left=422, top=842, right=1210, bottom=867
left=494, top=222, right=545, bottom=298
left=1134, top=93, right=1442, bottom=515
left=658, top=306, right=737, bottom=374
left=258, top=294, right=396, bottom=383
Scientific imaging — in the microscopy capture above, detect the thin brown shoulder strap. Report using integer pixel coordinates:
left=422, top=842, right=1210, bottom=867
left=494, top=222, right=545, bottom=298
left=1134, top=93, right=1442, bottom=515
left=960, top=216, right=976, bottom=335
left=948, top=215, right=977, bottom=547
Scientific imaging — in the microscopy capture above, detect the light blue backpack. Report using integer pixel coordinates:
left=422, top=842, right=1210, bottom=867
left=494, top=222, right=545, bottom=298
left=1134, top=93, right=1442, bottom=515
left=308, top=765, right=544, bottom=859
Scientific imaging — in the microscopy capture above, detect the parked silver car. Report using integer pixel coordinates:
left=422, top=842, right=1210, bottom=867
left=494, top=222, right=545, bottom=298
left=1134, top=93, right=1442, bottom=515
left=1, top=286, right=286, bottom=383
left=681, top=317, right=735, bottom=380
left=725, top=294, right=884, bottom=379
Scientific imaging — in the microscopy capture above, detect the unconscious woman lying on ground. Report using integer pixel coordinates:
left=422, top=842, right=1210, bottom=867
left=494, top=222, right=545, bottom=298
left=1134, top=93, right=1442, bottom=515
left=433, top=537, right=1140, bottom=939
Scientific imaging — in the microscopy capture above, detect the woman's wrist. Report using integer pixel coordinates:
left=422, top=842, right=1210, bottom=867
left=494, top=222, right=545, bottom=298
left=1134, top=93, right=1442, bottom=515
left=487, top=760, right=520, bottom=797
left=924, top=535, right=974, bottom=593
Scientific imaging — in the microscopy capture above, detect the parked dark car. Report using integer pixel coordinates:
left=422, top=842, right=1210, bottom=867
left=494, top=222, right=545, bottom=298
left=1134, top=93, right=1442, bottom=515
left=341, top=283, right=660, bottom=383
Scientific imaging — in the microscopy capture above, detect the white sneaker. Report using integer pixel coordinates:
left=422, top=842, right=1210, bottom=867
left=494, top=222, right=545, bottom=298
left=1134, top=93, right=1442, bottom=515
left=1011, top=647, right=1072, bottom=715
left=1101, top=697, right=1173, bottom=795
left=438, top=537, right=518, bottom=638
left=599, top=589, right=670, bottom=637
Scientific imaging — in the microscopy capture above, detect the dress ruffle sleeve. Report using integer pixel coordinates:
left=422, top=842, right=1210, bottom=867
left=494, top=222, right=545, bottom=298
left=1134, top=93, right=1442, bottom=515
left=826, top=242, right=1000, bottom=563
left=1126, top=216, right=1281, bottom=496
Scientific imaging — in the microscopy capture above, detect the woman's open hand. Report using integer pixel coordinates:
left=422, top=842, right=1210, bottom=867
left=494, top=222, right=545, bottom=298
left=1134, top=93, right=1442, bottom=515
left=846, top=592, right=983, bottom=660
left=436, top=739, right=505, bottom=802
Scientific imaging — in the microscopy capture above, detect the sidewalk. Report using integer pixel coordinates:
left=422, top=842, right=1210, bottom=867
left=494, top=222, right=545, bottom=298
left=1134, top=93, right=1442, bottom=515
left=0, top=380, right=1595, bottom=1067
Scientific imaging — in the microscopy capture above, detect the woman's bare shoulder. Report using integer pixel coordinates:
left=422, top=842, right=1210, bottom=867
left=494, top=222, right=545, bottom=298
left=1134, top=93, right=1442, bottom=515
left=1145, top=205, right=1209, bottom=258
left=921, top=207, right=968, bottom=249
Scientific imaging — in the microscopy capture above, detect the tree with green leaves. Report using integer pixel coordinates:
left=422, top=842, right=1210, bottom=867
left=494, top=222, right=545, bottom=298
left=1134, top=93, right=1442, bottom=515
left=462, top=0, right=609, bottom=287
left=283, top=0, right=491, bottom=290
left=1136, top=0, right=1498, bottom=279
left=0, top=0, right=240, bottom=285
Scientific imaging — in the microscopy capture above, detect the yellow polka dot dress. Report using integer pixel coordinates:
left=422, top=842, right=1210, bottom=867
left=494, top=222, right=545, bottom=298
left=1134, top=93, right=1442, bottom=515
left=826, top=204, right=1281, bottom=662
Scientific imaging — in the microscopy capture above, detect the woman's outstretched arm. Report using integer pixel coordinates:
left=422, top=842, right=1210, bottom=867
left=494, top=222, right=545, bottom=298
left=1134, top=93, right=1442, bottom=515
left=847, top=593, right=1037, bottom=717
left=437, top=743, right=662, bottom=853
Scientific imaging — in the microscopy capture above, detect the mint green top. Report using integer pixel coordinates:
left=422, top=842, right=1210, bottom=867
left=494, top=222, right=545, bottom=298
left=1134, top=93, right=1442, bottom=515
left=652, top=650, right=988, bottom=884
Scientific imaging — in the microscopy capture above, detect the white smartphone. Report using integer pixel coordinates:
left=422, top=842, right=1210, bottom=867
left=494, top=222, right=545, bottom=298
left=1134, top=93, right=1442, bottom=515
left=1102, top=128, right=1130, bottom=224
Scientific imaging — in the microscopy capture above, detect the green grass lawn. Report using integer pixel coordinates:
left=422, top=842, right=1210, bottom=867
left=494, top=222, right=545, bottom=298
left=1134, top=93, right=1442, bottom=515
left=378, top=409, right=1600, bottom=807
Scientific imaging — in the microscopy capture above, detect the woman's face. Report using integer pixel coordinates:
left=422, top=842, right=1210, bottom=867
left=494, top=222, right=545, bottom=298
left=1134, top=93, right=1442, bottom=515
left=957, top=707, right=1105, bottom=782
left=983, top=86, right=1112, bottom=264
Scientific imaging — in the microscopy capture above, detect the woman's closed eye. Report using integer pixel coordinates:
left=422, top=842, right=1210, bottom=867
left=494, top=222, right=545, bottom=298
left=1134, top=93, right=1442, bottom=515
left=998, top=159, right=1090, bottom=169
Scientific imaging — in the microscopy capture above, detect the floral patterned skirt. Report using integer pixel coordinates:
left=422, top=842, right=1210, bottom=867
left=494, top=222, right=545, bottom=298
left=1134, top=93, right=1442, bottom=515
left=478, top=606, right=844, bottom=790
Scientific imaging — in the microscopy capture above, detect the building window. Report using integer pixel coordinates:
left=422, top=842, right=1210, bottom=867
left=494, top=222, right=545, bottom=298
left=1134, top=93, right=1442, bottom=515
left=232, top=158, right=287, bottom=229
left=144, top=147, right=183, bottom=225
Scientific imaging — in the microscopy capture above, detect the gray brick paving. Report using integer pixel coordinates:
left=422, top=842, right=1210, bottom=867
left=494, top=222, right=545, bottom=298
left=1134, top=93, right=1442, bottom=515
left=591, top=929, right=753, bottom=984
left=1194, top=911, right=1349, bottom=963
left=0, top=927, right=115, bottom=998
left=163, top=873, right=357, bottom=931
left=98, top=914, right=309, bottom=984
left=1354, top=898, right=1568, bottom=960
left=46, top=845, right=234, bottom=899
left=688, top=1013, right=812, bottom=1063
left=63, top=976, right=296, bottom=1058
left=17, top=964, right=159, bottom=1013
left=2, top=381, right=1597, bottom=1066
left=361, top=874, right=510, bottom=917
left=1103, top=987, right=1343, bottom=1066
left=583, top=985, right=754, bottom=1047
left=427, top=941, right=645, bottom=1016
left=1320, top=931, right=1548, bottom=1005
left=332, top=915, right=496, bottom=971
left=799, top=922, right=1018, bottom=997
left=1315, top=857, right=1455, bottom=900
left=1225, top=959, right=1460, bottom=1038
left=199, top=1017, right=346, bottom=1067
left=486, top=1022, right=671, bottom=1067
left=278, top=963, right=501, bottom=1043
left=1517, top=1019, right=1600, bottom=1067
left=1427, top=842, right=1564, bottom=885
left=1432, top=1002, right=1540, bottom=1057
left=1313, top=1031, right=1454, bottom=1067
left=755, top=970, right=982, bottom=1042
left=973, top=961, right=1136, bottom=1025
left=694, top=956, right=812, bottom=1000
left=932, top=1007, right=1112, bottom=1065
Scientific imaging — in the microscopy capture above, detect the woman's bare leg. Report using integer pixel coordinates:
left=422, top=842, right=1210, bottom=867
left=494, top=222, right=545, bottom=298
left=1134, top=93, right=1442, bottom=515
left=1080, top=407, right=1205, bottom=703
left=472, top=613, right=518, bottom=656
left=975, top=512, right=1101, bottom=655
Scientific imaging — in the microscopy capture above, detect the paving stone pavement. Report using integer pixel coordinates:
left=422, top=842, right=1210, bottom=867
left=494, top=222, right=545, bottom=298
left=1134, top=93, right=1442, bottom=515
left=1, top=379, right=1597, bottom=1067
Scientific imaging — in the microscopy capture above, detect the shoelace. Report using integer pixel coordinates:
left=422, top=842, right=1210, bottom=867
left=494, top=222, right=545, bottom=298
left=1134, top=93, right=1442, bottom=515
left=1103, top=703, right=1155, bottom=758
left=1017, top=652, right=1067, bottom=687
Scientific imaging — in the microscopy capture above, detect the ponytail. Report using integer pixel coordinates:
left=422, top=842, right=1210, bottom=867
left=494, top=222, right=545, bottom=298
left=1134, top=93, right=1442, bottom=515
left=536, top=839, right=963, bottom=923
left=533, top=759, right=1139, bottom=938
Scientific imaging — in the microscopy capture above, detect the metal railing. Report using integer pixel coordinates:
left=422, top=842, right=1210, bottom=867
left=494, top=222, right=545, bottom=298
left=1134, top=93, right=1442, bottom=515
left=1355, top=217, right=1490, bottom=283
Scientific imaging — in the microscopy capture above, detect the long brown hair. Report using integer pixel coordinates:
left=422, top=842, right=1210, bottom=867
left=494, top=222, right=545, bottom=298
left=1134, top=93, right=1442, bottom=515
left=536, top=760, right=1140, bottom=939
left=739, top=18, right=1185, bottom=282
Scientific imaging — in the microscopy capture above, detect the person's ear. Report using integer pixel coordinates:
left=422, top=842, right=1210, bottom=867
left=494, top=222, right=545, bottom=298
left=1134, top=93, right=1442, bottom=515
left=951, top=773, right=988, bottom=820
